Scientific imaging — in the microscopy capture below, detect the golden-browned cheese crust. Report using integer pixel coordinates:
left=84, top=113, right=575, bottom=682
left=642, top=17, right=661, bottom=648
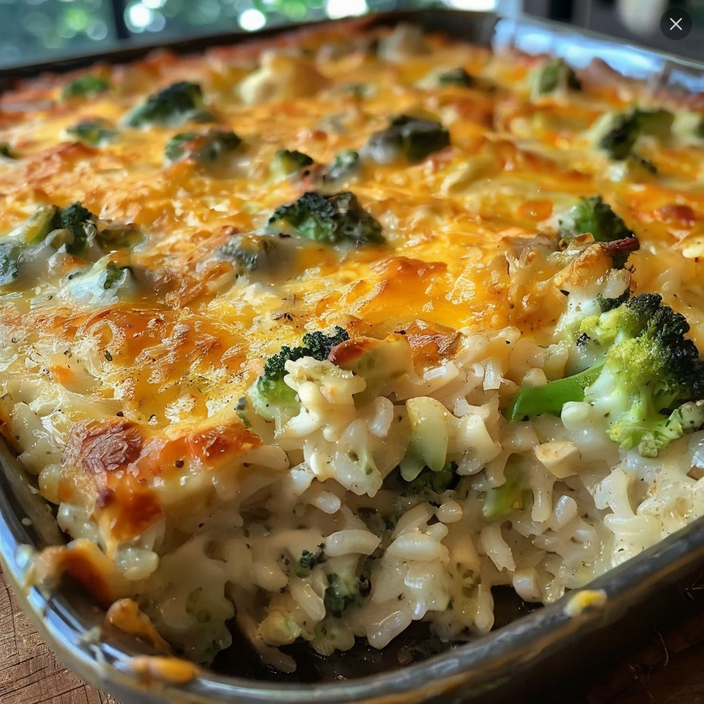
left=1, top=20, right=704, bottom=610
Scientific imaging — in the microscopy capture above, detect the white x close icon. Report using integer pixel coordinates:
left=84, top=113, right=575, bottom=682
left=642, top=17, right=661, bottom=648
left=670, top=17, right=684, bottom=30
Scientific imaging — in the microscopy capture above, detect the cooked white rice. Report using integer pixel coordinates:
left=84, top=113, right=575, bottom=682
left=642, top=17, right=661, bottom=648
left=111, top=280, right=704, bottom=668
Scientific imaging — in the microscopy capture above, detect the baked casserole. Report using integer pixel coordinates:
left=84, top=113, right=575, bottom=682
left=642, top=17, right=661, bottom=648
left=1, top=19, right=704, bottom=673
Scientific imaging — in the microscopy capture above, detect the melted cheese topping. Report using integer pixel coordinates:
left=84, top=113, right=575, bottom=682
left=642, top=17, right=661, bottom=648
left=2, top=21, right=704, bottom=632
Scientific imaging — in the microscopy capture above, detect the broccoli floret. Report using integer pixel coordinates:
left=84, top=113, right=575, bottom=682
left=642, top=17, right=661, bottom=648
left=65, top=118, right=117, bottom=147
left=125, top=81, right=206, bottom=128
left=651, top=400, right=704, bottom=457
left=216, top=234, right=277, bottom=272
left=531, top=58, right=581, bottom=96
left=61, top=74, right=110, bottom=100
left=269, top=149, right=314, bottom=182
left=581, top=292, right=663, bottom=346
left=364, top=114, right=450, bottom=164
left=301, top=326, right=350, bottom=360
left=597, top=289, right=630, bottom=313
left=0, top=203, right=99, bottom=286
left=599, top=108, right=674, bottom=160
left=250, top=344, right=308, bottom=421
left=404, top=461, right=459, bottom=497
left=584, top=295, right=704, bottom=455
left=267, top=191, right=384, bottom=246
left=323, top=559, right=371, bottom=616
left=248, top=326, right=350, bottom=422
left=434, top=68, right=495, bottom=92
left=62, top=260, right=136, bottom=307
left=437, top=67, right=475, bottom=87
left=383, top=461, right=459, bottom=508
left=164, top=131, right=197, bottom=160
left=52, top=202, right=98, bottom=255
left=507, top=293, right=704, bottom=457
left=165, top=128, right=242, bottom=168
left=558, top=196, right=638, bottom=268
left=599, top=112, right=640, bottom=160
left=293, top=547, right=324, bottom=578
left=0, top=205, right=59, bottom=285
left=482, top=460, right=531, bottom=520
left=324, top=574, right=360, bottom=615
left=299, top=548, right=323, bottom=571
left=558, top=196, right=634, bottom=243
left=322, top=150, right=360, bottom=184
left=0, top=143, right=17, bottom=159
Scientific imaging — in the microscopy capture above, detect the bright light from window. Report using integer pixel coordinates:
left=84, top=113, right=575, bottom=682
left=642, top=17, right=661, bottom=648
left=443, top=0, right=497, bottom=10
left=142, top=0, right=166, bottom=9
left=127, top=3, right=153, bottom=31
left=325, top=0, right=367, bottom=20
left=239, top=8, right=266, bottom=31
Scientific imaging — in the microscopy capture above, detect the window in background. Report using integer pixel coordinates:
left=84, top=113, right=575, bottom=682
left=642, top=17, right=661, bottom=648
left=122, top=0, right=390, bottom=40
left=0, top=0, right=500, bottom=69
left=0, top=0, right=116, bottom=68
left=569, top=0, right=704, bottom=60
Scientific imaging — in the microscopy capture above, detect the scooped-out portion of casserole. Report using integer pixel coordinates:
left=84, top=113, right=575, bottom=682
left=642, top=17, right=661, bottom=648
left=2, top=19, right=704, bottom=672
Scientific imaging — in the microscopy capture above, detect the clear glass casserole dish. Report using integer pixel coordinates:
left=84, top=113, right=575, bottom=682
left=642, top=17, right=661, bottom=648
left=3, top=9, right=704, bottom=703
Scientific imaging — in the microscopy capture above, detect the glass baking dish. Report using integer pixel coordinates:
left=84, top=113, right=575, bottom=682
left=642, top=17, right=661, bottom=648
left=3, top=9, right=704, bottom=703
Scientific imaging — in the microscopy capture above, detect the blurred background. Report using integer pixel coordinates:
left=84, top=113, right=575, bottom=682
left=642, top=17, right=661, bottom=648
left=1, top=0, right=704, bottom=69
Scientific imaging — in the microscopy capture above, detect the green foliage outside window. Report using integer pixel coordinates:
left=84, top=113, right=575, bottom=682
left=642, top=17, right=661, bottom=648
left=0, top=0, right=446, bottom=69
left=0, top=0, right=109, bottom=67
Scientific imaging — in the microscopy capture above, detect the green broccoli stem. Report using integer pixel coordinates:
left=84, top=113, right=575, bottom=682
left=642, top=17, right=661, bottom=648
left=482, top=462, right=531, bottom=520
left=506, top=363, right=604, bottom=422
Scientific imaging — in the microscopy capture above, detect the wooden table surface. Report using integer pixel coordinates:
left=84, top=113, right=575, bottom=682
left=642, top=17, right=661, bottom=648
left=4, top=563, right=704, bottom=704
left=0, top=565, right=118, bottom=704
